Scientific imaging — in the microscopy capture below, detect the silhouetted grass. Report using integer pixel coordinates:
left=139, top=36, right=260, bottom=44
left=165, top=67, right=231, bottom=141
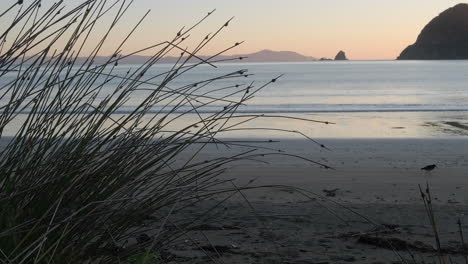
left=0, top=1, right=331, bottom=263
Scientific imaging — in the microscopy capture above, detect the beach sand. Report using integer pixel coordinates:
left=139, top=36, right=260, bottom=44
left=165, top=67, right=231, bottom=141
left=166, top=138, right=468, bottom=263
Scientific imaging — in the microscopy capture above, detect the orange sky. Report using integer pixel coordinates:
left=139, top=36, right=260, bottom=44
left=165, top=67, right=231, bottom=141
left=115, top=0, right=466, bottom=60
left=30, top=0, right=468, bottom=60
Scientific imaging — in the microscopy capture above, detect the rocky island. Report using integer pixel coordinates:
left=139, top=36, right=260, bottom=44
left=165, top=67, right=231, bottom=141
left=334, top=50, right=348, bottom=60
left=398, top=3, right=468, bottom=60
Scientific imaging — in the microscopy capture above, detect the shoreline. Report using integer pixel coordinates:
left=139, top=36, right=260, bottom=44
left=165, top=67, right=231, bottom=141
left=4, top=112, right=468, bottom=138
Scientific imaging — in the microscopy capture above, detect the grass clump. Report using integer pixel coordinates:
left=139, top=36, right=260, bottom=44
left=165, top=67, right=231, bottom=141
left=0, top=1, right=330, bottom=263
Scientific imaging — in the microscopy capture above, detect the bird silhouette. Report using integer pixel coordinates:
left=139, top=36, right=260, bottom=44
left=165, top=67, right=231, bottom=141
left=421, top=164, right=437, bottom=171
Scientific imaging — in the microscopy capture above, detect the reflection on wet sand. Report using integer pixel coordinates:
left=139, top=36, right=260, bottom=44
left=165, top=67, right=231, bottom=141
left=423, top=121, right=468, bottom=136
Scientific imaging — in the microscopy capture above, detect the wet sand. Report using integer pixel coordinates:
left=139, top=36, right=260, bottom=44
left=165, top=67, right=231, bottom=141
left=167, top=138, right=468, bottom=263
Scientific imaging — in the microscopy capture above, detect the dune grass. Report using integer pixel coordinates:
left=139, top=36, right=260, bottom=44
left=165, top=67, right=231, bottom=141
left=0, top=1, right=331, bottom=263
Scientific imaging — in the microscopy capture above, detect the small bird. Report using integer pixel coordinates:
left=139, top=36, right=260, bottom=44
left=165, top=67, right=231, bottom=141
left=421, top=164, right=437, bottom=171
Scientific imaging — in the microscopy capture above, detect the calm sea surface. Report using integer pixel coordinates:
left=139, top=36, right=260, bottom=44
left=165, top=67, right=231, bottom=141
left=169, top=60, right=468, bottom=115
left=4, top=60, right=468, bottom=138
left=140, top=60, right=468, bottom=138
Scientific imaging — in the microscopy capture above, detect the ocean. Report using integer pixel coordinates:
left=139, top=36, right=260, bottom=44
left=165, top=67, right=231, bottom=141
left=3, top=60, right=468, bottom=138
left=132, top=60, right=468, bottom=138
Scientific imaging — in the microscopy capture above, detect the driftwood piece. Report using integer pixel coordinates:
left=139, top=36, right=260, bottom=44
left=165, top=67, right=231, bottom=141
left=322, top=188, right=339, bottom=197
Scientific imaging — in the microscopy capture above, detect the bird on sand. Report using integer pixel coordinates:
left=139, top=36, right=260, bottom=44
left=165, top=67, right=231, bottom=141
left=421, top=164, right=437, bottom=171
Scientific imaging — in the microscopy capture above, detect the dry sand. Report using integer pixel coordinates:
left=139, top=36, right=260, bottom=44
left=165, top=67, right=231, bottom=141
left=167, top=138, right=468, bottom=263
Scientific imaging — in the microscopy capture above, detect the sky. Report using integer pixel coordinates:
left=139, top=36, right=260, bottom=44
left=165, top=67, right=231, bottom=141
left=117, top=0, right=468, bottom=60
left=10, top=0, right=468, bottom=60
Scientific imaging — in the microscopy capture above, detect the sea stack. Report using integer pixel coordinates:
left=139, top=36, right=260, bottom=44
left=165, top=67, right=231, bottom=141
left=334, top=50, right=348, bottom=60
left=398, top=3, right=468, bottom=60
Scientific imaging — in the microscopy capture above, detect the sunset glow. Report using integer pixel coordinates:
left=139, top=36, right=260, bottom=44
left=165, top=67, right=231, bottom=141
left=116, top=0, right=468, bottom=60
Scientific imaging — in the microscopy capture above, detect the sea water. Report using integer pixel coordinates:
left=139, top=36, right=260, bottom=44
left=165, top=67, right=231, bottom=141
left=133, top=60, right=468, bottom=138
left=3, top=60, right=468, bottom=138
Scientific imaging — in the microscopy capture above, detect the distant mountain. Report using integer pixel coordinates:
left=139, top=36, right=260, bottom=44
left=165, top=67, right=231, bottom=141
left=398, top=3, right=468, bottom=60
left=83, top=49, right=316, bottom=65
left=231, top=49, right=317, bottom=62
left=160, top=49, right=316, bottom=63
